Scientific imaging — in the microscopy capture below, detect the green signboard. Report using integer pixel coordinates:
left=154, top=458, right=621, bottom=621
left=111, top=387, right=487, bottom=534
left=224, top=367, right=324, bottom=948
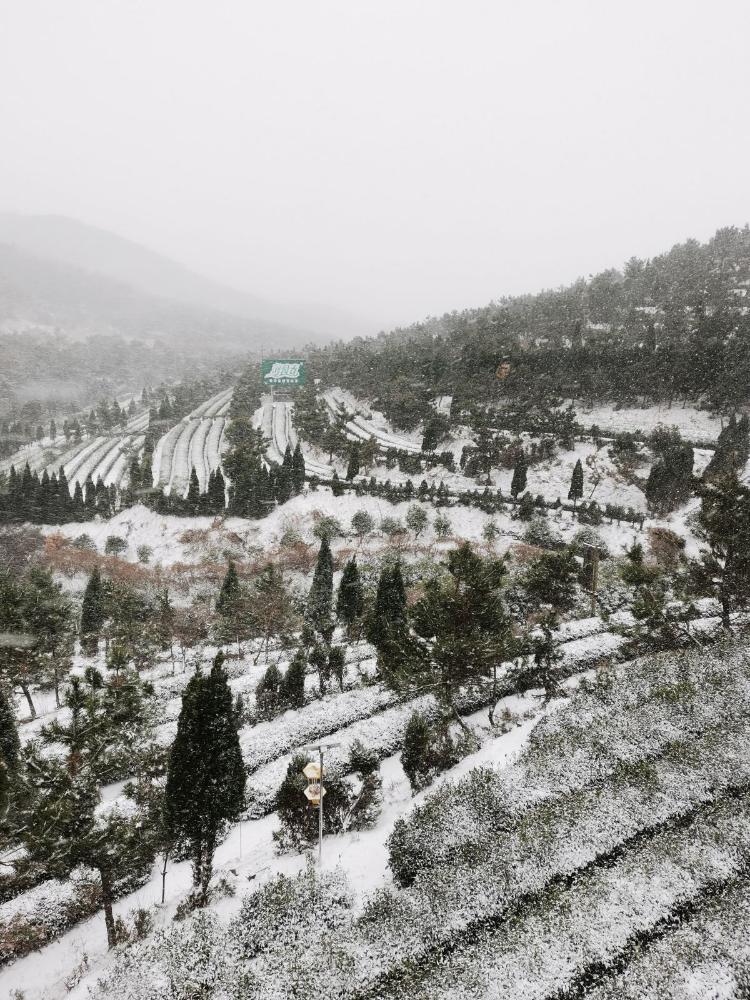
left=261, top=359, right=306, bottom=386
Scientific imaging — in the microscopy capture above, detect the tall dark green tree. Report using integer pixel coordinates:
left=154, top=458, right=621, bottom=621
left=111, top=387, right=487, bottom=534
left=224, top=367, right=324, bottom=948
left=282, top=650, right=307, bottom=709
left=336, top=556, right=364, bottom=632
left=186, top=468, right=200, bottom=513
left=368, top=561, right=407, bottom=648
left=510, top=453, right=527, bottom=499
left=407, top=544, right=510, bottom=715
left=291, top=442, right=306, bottom=494
left=568, top=458, right=584, bottom=511
left=165, top=651, right=246, bottom=904
left=216, top=561, right=246, bottom=650
left=645, top=444, right=694, bottom=514
left=346, top=442, right=361, bottom=481
left=0, top=686, right=19, bottom=815
left=80, top=567, right=106, bottom=656
left=696, top=474, right=750, bottom=628
left=307, top=537, right=334, bottom=634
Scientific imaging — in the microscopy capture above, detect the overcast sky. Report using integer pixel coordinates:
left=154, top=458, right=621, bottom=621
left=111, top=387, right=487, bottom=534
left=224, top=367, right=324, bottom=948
left=1, top=0, right=749, bottom=333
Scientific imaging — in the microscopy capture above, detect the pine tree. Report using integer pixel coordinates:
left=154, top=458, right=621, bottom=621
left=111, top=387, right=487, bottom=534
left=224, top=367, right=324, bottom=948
left=307, top=537, right=334, bottom=634
left=165, top=651, right=245, bottom=904
left=697, top=474, right=750, bottom=628
left=510, top=453, right=527, bottom=499
left=406, top=544, right=510, bottom=713
left=80, top=567, right=106, bottom=656
left=0, top=686, right=19, bottom=814
left=291, top=442, right=306, bottom=494
left=331, top=470, right=345, bottom=497
left=336, top=557, right=364, bottom=631
left=567, top=458, right=584, bottom=511
left=401, top=711, right=443, bottom=793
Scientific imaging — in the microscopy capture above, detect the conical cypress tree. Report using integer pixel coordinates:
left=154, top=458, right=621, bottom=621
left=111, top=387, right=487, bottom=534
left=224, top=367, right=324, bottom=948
left=276, top=462, right=293, bottom=506
left=307, top=537, right=334, bottom=633
left=216, top=561, right=241, bottom=617
left=84, top=476, right=97, bottom=515
left=336, top=556, right=364, bottom=628
left=57, top=468, right=72, bottom=521
left=346, top=442, right=361, bottom=481
left=369, top=561, right=407, bottom=646
left=510, top=453, right=527, bottom=499
left=72, top=481, right=85, bottom=519
left=213, top=468, right=226, bottom=511
left=291, top=443, right=305, bottom=494
left=282, top=650, right=306, bottom=709
left=256, top=663, right=284, bottom=719
left=164, top=651, right=245, bottom=902
left=186, top=468, right=200, bottom=514
left=80, top=568, right=106, bottom=655
left=568, top=458, right=584, bottom=511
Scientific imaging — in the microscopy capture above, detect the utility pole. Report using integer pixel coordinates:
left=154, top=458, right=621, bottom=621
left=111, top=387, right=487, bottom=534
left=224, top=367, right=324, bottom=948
left=301, top=742, right=340, bottom=867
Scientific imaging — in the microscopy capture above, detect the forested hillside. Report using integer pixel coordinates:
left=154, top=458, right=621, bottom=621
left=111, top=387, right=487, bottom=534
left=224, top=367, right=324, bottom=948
left=309, top=227, right=750, bottom=428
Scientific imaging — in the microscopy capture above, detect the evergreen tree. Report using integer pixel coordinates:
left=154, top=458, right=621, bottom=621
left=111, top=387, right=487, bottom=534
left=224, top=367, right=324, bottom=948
left=282, top=650, right=307, bottom=709
left=208, top=467, right=227, bottom=512
left=696, top=474, right=750, bottom=628
left=276, top=452, right=293, bottom=505
left=165, top=652, right=245, bottom=904
left=704, top=414, right=750, bottom=482
left=568, top=458, right=584, bottom=511
left=645, top=444, right=694, bottom=514
left=0, top=686, right=19, bottom=814
left=216, top=561, right=246, bottom=650
left=401, top=711, right=448, bottom=793
left=256, top=663, right=284, bottom=719
left=510, top=453, right=527, bottom=499
left=346, top=442, right=361, bottom=481
left=523, top=549, right=578, bottom=610
left=331, top=470, right=345, bottom=496
left=307, top=537, right=334, bottom=634
left=186, top=468, right=200, bottom=513
left=336, top=557, right=364, bottom=631
left=291, top=442, right=306, bottom=494
left=80, top=567, right=106, bottom=656
left=404, top=544, right=510, bottom=714
left=328, top=645, right=346, bottom=691
left=368, top=561, right=407, bottom=647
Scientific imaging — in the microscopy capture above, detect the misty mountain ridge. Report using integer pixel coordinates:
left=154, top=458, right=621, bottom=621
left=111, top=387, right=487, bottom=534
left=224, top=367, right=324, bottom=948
left=0, top=212, right=366, bottom=348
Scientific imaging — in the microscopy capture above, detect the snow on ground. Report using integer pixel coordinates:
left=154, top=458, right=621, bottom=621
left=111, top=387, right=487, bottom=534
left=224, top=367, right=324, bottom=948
left=325, top=388, right=423, bottom=452
left=0, top=700, right=546, bottom=1000
left=41, top=481, right=666, bottom=571
left=524, top=439, right=646, bottom=510
left=567, top=402, right=724, bottom=442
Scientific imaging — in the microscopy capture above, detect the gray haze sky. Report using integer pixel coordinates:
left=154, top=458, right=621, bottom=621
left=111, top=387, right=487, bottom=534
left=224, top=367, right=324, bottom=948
left=1, top=0, right=750, bottom=333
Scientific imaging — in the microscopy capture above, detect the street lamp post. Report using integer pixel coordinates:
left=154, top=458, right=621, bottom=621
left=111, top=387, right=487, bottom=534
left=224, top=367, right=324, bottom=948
left=301, top=742, right=340, bottom=867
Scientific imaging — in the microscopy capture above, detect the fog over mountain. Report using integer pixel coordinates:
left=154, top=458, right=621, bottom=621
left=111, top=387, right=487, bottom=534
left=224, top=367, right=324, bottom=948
left=3, top=3, right=750, bottom=330
left=0, top=213, right=365, bottom=347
